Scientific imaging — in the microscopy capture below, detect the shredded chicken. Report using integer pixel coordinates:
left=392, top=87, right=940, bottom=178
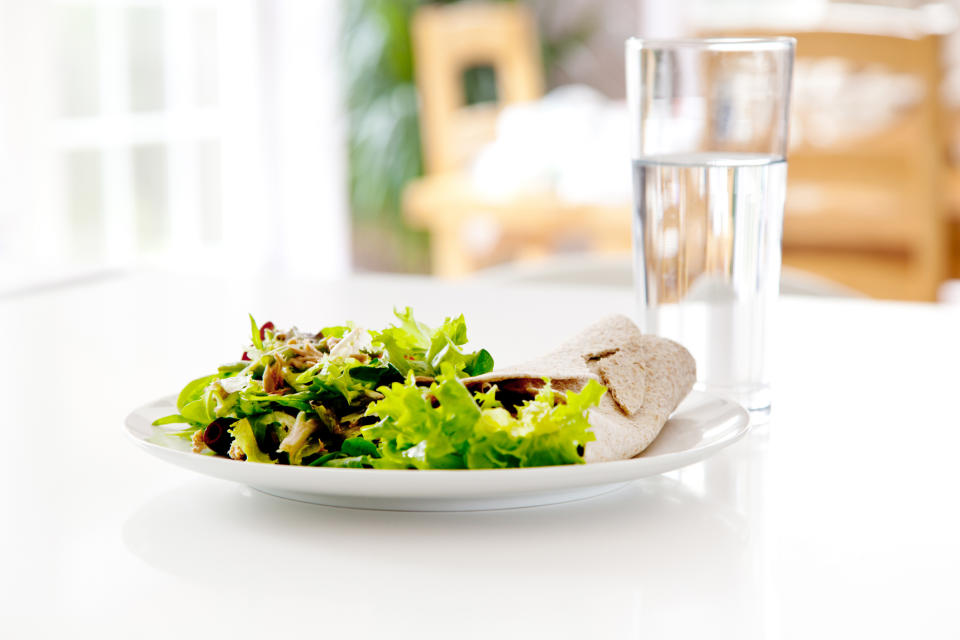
left=262, top=359, right=284, bottom=394
left=329, top=327, right=371, bottom=358
left=285, top=340, right=326, bottom=370
left=191, top=429, right=207, bottom=453
left=286, top=357, right=310, bottom=370
left=278, top=413, right=320, bottom=465
left=228, top=440, right=246, bottom=461
left=288, top=341, right=325, bottom=360
left=279, top=329, right=373, bottom=371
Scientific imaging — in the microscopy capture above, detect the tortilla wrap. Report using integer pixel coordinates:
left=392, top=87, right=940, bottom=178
left=463, top=315, right=695, bottom=463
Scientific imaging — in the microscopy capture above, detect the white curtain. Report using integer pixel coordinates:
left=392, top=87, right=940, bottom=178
left=0, top=0, right=350, bottom=294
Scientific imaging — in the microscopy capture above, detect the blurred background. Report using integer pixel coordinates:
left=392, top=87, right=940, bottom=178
left=4, top=0, right=960, bottom=301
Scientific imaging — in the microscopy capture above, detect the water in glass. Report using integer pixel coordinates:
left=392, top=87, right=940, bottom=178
left=632, top=152, right=787, bottom=415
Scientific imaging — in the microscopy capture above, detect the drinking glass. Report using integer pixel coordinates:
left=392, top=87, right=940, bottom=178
left=626, top=37, right=795, bottom=418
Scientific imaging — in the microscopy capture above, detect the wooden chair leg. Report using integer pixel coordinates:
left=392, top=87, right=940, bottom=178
left=429, top=224, right=475, bottom=277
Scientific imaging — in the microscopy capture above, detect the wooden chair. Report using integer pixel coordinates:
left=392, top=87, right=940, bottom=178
left=413, top=3, right=543, bottom=175
left=940, top=112, right=960, bottom=284
left=404, top=3, right=631, bottom=277
left=764, top=32, right=948, bottom=301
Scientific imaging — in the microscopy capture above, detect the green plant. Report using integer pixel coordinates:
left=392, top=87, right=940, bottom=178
left=342, top=0, right=423, bottom=226
left=341, top=0, right=595, bottom=272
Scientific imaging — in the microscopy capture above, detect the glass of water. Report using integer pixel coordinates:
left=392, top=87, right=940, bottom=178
left=626, top=37, right=795, bottom=418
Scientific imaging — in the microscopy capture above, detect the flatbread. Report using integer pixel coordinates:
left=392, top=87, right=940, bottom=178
left=593, top=346, right=646, bottom=415
left=581, top=334, right=696, bottom=462
left=462, top=315, right=695, bottom=462
left=464, top=315, right=643, bottom=387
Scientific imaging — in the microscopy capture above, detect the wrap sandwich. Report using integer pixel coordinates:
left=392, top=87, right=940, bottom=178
left=463, top=315, right=696, bottom=462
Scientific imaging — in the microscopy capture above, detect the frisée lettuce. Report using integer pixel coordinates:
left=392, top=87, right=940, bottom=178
left=352, top=365, right=603, bottom=469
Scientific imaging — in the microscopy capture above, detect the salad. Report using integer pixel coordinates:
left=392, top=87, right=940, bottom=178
left=155, top=309, right=604, bottom=469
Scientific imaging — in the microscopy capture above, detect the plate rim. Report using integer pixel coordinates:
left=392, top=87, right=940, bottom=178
left=124, top=390, right=751, bottom=483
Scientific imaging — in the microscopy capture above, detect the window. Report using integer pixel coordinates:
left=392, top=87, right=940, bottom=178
left=0, top=0, right=348, bottom=292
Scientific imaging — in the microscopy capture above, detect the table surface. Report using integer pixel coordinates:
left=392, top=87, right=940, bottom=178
left=2, top=270, right=959, bottom=639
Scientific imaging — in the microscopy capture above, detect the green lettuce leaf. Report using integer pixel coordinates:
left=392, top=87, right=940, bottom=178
left=249, top=314, right=264, bottom=352
left=370, top=308, right=494, bottom=378
left=229, top=418, right=276, bottom=464
left=341, top=437, right=378, bottom=457
left=322, top=455, right=374, bottom=468
left=308, top=359, right=366, bottom=403
left=347, top=364, right=404, bottom=387
left=176, top=374, right=217, bottom=412
left=320, top=325, right=350, bottom=339
left=152, top=374, right=218, bottom=427
left=464, top=349, right=494, bottom=376
left=363, top=365, right=602, bottom=469
left=180, top=399, right=213, bottom=426
left=152, top=414, right=190, bottom=426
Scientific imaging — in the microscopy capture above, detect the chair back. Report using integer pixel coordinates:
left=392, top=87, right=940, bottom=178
left=781, top=32, right=945, bottom=299
left=412, top=3, right=544, bottom=174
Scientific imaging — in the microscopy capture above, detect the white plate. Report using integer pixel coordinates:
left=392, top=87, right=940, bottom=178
left=125, top=391, right=749, bottom=511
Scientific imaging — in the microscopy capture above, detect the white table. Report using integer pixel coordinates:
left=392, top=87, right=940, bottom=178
left=2, top=270, right=958, bottom=639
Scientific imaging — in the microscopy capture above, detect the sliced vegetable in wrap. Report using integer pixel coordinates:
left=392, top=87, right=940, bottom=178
left=462, top=315, right=696, bottom=462
left=357, top=364, right=603, bottom=469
